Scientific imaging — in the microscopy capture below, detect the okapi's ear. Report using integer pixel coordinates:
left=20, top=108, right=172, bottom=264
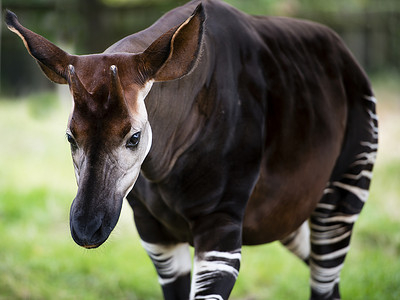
left=5, top=10, right=70, bottom=84
left=141, top=4, right=205, bottom=82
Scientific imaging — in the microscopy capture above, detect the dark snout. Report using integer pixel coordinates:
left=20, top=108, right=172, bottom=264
left=70, top=197, right=123, bottom=249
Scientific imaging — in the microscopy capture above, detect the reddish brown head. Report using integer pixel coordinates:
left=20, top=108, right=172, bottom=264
left=5, top=6, right=205, bottom=248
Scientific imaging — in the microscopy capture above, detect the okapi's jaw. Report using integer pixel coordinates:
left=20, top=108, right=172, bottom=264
left=5, top=5, right=205, bottom=248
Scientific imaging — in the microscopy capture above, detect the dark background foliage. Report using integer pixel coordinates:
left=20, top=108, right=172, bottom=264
left=1, top=0, right=399, bottom=96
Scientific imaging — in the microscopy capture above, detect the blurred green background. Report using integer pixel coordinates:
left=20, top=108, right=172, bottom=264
left=0, top=0, right=399, bottom=299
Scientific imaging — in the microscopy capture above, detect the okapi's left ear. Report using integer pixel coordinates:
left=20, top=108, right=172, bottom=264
left=141, top=4, right=205, bottom=82
left=5, top=10, right=71, bottom=84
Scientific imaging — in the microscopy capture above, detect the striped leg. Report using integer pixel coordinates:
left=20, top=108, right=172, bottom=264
left=309, top=95, right=378, bottom=300
left=280, top=220, right=310, bottom=264
left=190, top=249, right=241, bottom=300
left=141, top=241, right=192, bottom=300
left=310, top=188, right=361, bottom=300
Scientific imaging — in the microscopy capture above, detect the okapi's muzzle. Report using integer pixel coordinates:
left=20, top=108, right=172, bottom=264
left=69, top=195, right=123, bottom=249
left=68, top=155, right=117, bottom=248
left=68, top=152, right=131, bottom=249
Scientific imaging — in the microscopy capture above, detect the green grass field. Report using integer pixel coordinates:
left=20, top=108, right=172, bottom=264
left=0, top=76, right=399, bottom=299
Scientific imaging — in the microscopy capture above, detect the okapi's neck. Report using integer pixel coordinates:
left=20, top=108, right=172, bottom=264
left=141, top=41, right=212, bottom=182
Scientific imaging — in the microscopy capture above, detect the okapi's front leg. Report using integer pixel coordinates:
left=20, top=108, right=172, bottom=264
left=190, top=215, right=242, bottom=300
left=129, top=188, right=192, bottom=300
left=141, top=241, right=192, bottom=300
left=190, top=248, right=241, bottom=300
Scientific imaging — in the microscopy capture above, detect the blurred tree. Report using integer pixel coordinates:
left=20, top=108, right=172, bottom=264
left=80, top=0, right=106, bottom=51
left=101, top=0, right=185, bottom=6
left=1, top=0, right=399, bottom=96
left=300, top=0, right=400, bottom=13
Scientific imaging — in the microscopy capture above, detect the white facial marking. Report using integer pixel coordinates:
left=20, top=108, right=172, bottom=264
left=115, top=81, right=154, bottom=198
left=68, top=80, right=154, bottom=199
left=139, top=80, right=154, bottom=104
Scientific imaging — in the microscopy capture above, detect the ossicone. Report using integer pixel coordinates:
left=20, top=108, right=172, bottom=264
left=108, top=65, right=127, bottom=108
left=68, top=64, right=91, bottom=102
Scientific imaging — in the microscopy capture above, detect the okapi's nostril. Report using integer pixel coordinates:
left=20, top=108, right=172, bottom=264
left=70, top=213, right=106, bottom=248
left=90, top=221, right=104, bottom=240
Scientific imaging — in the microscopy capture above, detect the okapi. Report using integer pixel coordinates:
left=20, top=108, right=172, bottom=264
left=5, top=0, right=378, bottom=299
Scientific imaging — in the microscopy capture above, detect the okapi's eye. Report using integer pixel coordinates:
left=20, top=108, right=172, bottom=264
left=66, top=133, right=78, bottom=150
left=126, top=132, right=141, bottom=149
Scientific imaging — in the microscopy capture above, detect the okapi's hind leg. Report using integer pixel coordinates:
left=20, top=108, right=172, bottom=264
left=309, top=95, right=378, bottom=300
left=280, top=221, right=310, bottom=264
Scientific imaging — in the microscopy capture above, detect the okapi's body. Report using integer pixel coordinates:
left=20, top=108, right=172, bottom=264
left=6, top=0, right=378, bottom=299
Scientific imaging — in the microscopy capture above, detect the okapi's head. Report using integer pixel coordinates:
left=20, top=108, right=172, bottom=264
left=5, top=5, right=205, bottom=248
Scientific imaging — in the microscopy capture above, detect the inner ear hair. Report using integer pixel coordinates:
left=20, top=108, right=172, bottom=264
left=141, top=4, right=206, bottom=82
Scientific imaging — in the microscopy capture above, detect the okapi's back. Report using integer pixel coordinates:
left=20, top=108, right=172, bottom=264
left=241, top=16, right=376, bottom=244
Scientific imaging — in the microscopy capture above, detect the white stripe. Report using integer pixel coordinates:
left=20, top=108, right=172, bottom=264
left=195, top=295, right=224, bottom=300
left=360, top=141, right=378, bottom=150
left=195, top=259, right=240, bottom=280
left=311, top=246, right=350, bottom=261
left=342, top=170, right=373, bottom=180
left=310, top=223, right=342, bottom=231
left=311, top=263, right=344, bottom=282
left=364, top=95, right=377, bottom=103
left=190, top=250, right=241, bottom=299
left=355, top=151, right=377, bottom=161
left=310, top=277, right=340, bottom=295
left=141, top=241, right=191, bottom=286
left=367, top=120, right=379, bottom=137
left=367, top=118, right=379, bottom=129
left=316, top=203, right=336, bottom=210
left=351, top=151, right=377, bottom=167
left=311, top=226, right=347, bottom=240
left=351, top=157, right=376, bottom=167
left=323, top=188, right=335, bottom=195
left=332, top=181, right=369, bottom=202
left=281, top=221, right=310, bottom=260
left=311, top=230, right=352, bottom=245
left=203, top=250, right=242, bottom=261
left=314, top=214, right=359, bottom=224
left=367, top=109, right=378, bottom=121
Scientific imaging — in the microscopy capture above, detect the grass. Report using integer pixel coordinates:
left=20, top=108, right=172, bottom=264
left=0, top=76, right=399, bottom=299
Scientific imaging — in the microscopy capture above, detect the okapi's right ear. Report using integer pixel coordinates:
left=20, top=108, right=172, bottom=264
left=5, top=10, right=70, bottom=84
left=140, top=4, right=205, bottom=82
